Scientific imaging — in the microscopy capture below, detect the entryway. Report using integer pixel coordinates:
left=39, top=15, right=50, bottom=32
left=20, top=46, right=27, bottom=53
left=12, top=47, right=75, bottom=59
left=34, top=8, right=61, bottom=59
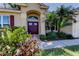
left=27, top=10, right=40, bottom=34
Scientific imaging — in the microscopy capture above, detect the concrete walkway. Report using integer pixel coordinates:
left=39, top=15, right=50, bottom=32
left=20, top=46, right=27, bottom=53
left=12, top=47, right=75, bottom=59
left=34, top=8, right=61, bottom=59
left=39, top=39, right=79, bottom=49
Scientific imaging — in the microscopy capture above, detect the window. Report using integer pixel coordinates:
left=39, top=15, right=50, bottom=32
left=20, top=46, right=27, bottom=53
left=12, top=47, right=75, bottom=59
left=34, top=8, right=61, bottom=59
left=0, top=15, right=10, bottom=28
left=3, top=16, right=9, bottom=27
left=27, top=16, right=38, bottom=21
left=0, top=16, right=1, bottom=28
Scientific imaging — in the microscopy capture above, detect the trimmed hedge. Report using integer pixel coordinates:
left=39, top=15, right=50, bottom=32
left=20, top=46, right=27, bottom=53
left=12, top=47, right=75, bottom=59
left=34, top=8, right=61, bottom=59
left=39, top=32, right=74, bottom=41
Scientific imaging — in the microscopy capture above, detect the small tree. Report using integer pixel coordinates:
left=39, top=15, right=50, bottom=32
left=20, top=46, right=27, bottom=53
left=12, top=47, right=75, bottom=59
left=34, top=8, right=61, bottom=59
left=46, top=12, right=58, bottom=31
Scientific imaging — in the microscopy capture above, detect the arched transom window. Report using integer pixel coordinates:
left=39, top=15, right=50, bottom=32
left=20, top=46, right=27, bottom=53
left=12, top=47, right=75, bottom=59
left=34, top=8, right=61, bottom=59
left=27, top=16, right=38, bottom=21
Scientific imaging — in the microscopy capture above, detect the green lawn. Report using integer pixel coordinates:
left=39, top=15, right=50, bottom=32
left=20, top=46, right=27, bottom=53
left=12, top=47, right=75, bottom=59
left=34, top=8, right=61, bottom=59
left=36, top=45, right=79, bottom=56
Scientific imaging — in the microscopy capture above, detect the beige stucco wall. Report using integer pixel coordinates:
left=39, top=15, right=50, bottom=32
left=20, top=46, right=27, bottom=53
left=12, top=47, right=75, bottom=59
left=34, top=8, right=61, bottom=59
left=60, top=20, right=73, bottom=35
left=40, top=10, right=46, bottom=35
left=72, top=22, right=79, bottom=37
left=60, top=25, right=72, bottom=34
left=72, top=14, right=79, bottom=37
left=19, top=5, right=28, bottom=31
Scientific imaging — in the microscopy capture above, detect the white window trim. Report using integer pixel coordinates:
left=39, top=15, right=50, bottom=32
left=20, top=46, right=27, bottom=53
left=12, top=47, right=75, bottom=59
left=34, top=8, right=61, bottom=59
left=0, top=15, right=10, bottom=28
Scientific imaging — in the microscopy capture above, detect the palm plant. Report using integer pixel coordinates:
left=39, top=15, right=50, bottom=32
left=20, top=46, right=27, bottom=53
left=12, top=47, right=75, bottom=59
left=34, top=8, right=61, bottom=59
left=56, top=5, right=76, bottom=33
left=46, top=5, right=76, bottom=33
left=46, top=12, right=58, bottom=31
left=8, top=3, right=20, bottom=10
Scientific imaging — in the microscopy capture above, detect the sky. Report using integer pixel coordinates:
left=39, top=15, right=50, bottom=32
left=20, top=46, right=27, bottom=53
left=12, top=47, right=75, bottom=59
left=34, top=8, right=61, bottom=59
left=45, top=3, right=79, bottom=11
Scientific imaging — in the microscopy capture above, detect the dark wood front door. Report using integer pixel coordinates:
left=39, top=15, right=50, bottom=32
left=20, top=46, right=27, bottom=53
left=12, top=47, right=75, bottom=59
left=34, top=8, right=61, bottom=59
left=28, top=22, right=38, bottom=34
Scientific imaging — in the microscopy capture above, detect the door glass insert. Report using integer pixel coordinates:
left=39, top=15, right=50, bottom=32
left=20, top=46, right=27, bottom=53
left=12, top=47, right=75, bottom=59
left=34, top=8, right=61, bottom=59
left=34, top=23, right=37, bottom=26
left=29, top=23, right=32, bottom=25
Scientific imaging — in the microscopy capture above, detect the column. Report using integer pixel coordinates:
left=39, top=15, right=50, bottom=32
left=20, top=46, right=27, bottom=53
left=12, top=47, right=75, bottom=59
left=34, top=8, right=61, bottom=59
left=20, top=5, right=28, bottom=31
left=40, top=13, right=46, bottom=35
left=20, top=12, right=27, bottom=31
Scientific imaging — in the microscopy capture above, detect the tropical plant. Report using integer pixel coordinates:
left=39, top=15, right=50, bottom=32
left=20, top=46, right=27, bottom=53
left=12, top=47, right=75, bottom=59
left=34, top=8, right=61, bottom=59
left=39, top=35, right=47, bottom=41
left=46, top=12, right=58, bottom=31
left=8, top=3, right=20, bottom=10
left=46, top=5, right=76, bottom=35
left=56, top=5, right=76, bottom=33
left=0, top=27, right=31, bottom=56
left=46, top=32, right=57, bottom=40
left=15, top=39, right=39, bottom=56
left=39, top=32, right=74, bottom=41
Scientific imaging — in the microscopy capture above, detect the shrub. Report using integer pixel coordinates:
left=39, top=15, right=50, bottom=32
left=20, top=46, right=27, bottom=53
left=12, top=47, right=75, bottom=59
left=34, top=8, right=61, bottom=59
left=65, top=34, right=74, bottom=39
left=39, top=32, right=74, bottom=41
left=57, top=32, right=74, bottom=39
left=39, top=35, right=47, bottom=41
left=56, top=32, right=67, bottom=39
left=15, top=39, right=39, bottom=56
left=39, top=32, right=57, bottom=41
left=3, top=27, right=27, bottom=46
left=0, top=26, right=31, bottom=56
left=46, top=32, right=57, bottom=40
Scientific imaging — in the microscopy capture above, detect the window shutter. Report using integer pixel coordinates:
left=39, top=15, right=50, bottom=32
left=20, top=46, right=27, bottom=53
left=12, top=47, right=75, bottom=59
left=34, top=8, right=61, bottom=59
left=10, top=15, right=14, bottom=29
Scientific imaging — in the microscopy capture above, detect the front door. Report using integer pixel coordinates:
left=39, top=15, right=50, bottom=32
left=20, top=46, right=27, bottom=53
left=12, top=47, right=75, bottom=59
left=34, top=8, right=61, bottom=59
left=28, top=22, right=38, bottom=34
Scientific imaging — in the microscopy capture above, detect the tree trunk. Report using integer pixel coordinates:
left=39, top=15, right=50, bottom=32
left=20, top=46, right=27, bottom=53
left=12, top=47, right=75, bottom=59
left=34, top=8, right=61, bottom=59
left=57, top=28, right=61, bottom=38
left=58, top=29, right=60, bottom=33
left=57, top=16, right=62, bottom=38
